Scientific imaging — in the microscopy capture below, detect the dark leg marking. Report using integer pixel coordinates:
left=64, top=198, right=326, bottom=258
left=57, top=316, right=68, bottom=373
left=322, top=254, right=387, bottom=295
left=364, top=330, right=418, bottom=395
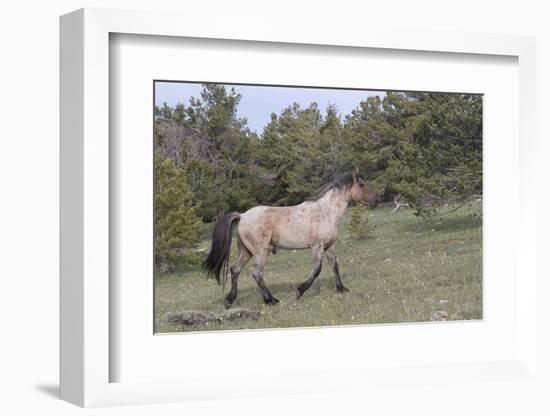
left=224, top=242, right=251, bottom=308
left=225, top=266, right=239, bottom=309
left=296, top=248, right=323, bottom=299
left=252, top=253, right=279, bottom=305
left=326, top=245, right=349, bottom=293
left=253, top=269, right=279, bottom=304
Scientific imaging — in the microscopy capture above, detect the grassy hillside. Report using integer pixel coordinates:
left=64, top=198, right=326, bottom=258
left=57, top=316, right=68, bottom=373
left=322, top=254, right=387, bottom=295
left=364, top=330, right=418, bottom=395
left=154, top=201, right=482, bottom=333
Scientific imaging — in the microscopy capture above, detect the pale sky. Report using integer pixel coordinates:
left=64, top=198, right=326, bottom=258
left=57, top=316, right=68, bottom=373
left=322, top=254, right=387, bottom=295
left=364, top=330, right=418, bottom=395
left=154, top=81, right=384, bottom=134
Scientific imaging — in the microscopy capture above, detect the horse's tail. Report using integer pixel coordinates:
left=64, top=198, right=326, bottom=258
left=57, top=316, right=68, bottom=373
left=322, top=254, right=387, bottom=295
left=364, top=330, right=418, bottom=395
left=201, top=212, right=241, bottom=287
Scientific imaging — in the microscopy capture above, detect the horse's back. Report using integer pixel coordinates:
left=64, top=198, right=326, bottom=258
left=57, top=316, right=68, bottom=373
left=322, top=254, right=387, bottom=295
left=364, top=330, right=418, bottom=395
left=238, top=205, right=289, bottom=232
left=239, top=204, right=308, bottom=226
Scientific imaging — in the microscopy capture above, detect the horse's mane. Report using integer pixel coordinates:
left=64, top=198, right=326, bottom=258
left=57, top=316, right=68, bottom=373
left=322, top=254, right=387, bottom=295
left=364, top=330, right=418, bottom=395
left=305, top=172, right=356, bottom=202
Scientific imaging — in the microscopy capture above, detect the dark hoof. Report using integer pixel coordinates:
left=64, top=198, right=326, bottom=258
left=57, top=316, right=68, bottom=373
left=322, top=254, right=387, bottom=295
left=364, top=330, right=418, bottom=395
left=224, top=296, right=234, bottom=309
left=265, top=296, right=280, bottom=305
left=336, top=285, right=349, bottom=293
left=296, top=285, right=305, bottom=299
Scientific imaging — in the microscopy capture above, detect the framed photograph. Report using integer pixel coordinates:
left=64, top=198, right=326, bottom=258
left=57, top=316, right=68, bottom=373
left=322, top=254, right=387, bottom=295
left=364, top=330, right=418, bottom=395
left=60, top=8, right=538, bottom=408
left=151, top=80, right=483, bottom=333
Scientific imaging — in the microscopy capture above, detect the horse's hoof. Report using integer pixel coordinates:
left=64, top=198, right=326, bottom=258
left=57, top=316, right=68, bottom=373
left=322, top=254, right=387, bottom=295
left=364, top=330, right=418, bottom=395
left=296, top=288, right=304, bottom=299
left=336, top=285, right=349, bottom=293
left=224, top=297, right=234, bottom=309
left=265, top=297, right=280, bottom=305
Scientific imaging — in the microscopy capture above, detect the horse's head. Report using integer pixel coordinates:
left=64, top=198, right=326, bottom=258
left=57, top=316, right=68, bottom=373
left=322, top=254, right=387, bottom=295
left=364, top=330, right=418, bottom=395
left=350, top=171, right=380, bottom=208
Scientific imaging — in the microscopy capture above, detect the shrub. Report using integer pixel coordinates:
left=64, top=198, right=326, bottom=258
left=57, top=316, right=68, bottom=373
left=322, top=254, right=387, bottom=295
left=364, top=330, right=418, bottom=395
left=347, top=206, right=376, bottom=240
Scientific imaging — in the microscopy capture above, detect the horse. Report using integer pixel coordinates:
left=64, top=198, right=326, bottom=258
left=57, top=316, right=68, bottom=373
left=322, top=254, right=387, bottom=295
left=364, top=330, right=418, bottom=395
left=201, top=171, right=380, bottom=308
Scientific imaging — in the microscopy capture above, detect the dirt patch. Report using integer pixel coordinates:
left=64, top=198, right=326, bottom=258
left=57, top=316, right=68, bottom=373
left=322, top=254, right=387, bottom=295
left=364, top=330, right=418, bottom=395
left=165, top=308, right=262, bottom=326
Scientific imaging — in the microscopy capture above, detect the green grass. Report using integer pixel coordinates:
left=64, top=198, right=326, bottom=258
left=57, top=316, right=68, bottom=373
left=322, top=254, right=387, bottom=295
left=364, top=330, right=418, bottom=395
left=154, top=201, right=482, bottom=333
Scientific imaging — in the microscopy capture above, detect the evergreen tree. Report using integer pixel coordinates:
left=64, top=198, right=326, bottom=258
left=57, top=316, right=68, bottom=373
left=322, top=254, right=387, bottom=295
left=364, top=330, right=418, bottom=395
left=347, top=205, right=376, bottom=240
left=154, top=85, right=482, bottom=223
left=387, top=92, right=482, bottom=216
left=154, top=152, right=202, bottom=271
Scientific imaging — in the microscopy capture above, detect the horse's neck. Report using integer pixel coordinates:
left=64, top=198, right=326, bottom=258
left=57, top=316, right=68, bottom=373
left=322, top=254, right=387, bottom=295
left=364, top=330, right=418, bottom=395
left=317, top=189, right=350, bottom=225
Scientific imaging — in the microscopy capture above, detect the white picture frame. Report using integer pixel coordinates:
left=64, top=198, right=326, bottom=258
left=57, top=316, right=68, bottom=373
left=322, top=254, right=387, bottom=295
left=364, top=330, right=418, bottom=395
left=60, top=7, right=538, bottom=408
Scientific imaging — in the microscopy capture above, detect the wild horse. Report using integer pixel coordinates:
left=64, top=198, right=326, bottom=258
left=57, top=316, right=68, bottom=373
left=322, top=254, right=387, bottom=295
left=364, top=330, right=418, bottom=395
left=202, top=171, right=379, bottom=308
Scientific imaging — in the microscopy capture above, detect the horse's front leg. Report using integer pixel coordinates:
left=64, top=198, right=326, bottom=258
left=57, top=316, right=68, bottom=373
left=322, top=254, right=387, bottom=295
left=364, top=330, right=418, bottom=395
left=325, top=244, right=349, bottom=293
left=296, top=245, right=323, bottom=299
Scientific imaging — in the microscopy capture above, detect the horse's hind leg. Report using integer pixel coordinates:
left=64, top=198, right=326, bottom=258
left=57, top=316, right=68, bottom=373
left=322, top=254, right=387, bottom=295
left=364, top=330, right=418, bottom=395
left=325, top=244, right=348, bottom=293
left=296, top=245, right=323, bottom=299
left=252, top=250, right=279, bottom=305
left=225, top=239, right=252, bottom=309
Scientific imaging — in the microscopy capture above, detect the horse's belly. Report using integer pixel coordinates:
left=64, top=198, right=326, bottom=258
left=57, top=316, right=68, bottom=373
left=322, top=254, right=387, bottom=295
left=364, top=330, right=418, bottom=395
left=273, top=229, right=310, bottom=249
left=272, top=223, right=336, bottom=249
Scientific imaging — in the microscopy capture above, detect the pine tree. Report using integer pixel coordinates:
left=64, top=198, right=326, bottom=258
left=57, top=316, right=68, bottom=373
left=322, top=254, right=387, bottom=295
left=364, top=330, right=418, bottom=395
left=154, top=152, right=202, bottom=271
left=154, top=84, right=483, bottom=221
left=347, top=205, right=376, bottom=240
left=388, top=92, right=483, bottom=216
